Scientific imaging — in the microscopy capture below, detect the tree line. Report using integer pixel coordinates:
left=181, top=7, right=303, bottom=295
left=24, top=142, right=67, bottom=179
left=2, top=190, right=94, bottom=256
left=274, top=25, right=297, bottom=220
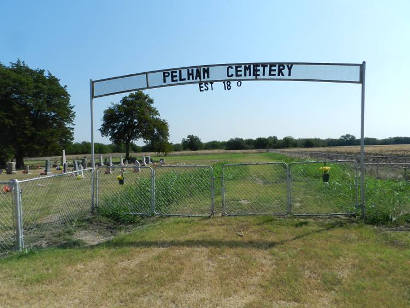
left=66, top=135, right=410, bottom=155
left=170, top=134, right=410, bottom=152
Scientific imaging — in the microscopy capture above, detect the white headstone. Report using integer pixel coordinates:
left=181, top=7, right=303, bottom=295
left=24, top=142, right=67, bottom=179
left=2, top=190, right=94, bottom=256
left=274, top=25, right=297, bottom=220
left=100, top=154, right=104, bottom=166
left=134, top=160, right=141, bottom=172
left=62, top=150, right=66, bottom=164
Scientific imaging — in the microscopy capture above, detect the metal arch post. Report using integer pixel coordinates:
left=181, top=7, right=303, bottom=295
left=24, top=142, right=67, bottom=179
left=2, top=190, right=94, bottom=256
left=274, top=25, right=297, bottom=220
left=360, top=61, right=366, bottom=219
left=90, top=79, right=95, bottom=213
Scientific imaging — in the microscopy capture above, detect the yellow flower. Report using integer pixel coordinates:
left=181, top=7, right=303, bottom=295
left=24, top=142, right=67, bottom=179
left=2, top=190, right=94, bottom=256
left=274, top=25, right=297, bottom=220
left=117, top=175, right=124, bottom=180
left=319, top=166, right=331, bottom=173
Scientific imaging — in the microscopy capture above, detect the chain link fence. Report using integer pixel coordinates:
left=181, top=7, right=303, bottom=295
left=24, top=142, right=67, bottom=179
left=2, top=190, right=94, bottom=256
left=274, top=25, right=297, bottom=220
left=289, top=161, right=358, bottom=216
left=0, top=181, right=16, bottom=255
left=154, top=165, right=214, bottom=217
left=1, top=160, right=409, bottom=256
left=222, top=163, right=288, bottom=215
left=95, top=166, right=153, bottom=216
left=364, top=163, right=409, bottom=224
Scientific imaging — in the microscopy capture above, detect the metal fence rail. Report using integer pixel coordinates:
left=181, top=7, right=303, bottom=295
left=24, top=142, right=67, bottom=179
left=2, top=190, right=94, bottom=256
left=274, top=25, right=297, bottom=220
left=288, top=161, right=358, bottom=216
left=154, top=165, right=214, bottom=217
left=222, top=163, right=288, bottom=216
left=95, top=166, right=153, bottom=216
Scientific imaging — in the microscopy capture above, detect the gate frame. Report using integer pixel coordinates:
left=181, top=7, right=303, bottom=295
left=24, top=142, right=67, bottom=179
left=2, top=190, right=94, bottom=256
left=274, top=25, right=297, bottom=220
left=95, top=165, right=155, bottom=216
left=153, top=165, right=215, bottom=217
left=222, top=162, right=289, bottom=216
left=288, top=160, right=359, bottom=217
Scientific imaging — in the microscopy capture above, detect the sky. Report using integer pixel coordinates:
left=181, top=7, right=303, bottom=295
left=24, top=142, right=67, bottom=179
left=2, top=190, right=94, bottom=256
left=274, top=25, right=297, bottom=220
left=1, top=0, right=409, bottom=144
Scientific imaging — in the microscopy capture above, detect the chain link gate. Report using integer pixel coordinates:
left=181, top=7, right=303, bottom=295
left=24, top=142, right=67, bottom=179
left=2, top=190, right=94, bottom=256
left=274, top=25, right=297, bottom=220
left=95, top=166, right=154, bottom=216
left=288, top=161, right=358, bottom=216
left=18, top=169, right=94, bottom=249
left=154, top=165, right=214, bottom=217
left=222, top=163, right=288, bottom=216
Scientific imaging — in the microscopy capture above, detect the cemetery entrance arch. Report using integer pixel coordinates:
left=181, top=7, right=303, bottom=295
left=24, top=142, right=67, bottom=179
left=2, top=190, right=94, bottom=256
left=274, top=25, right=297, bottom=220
left=89, top=62, right=366, bottom=216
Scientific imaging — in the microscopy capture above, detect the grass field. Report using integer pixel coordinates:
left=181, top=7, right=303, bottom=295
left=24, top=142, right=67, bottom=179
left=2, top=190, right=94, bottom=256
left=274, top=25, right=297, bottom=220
left=0, top=216, right=409, bottom=307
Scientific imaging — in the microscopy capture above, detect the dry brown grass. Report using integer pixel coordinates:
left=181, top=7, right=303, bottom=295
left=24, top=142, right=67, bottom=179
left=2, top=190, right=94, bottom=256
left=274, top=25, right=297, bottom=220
left=281, top=144, right=410, bottom=155
left=0, top=217, right=409, bottom=307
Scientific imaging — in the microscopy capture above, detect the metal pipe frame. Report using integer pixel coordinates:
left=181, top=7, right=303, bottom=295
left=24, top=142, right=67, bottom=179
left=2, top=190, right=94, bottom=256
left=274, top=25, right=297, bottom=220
left=360, top=61, right=366, bottom=219
left=17, top=168, right=94, bottom=183
left=12, top=180, right=24, bottom=251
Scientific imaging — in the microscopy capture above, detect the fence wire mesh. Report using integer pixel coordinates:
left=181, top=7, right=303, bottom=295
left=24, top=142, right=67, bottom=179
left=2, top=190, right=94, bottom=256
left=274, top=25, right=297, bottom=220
left=289, top=161, right=358, bottom=215
left=154, top=165, right=214, bottom=216
left=222, top=163, right=288, bottom=215
left=96, top=166, right=153, bottom=216
left=0, top=181, right=15, bottom=254
left=364, top=163, right=409, bottom=224
left=18, top=169, right=93, bottom=249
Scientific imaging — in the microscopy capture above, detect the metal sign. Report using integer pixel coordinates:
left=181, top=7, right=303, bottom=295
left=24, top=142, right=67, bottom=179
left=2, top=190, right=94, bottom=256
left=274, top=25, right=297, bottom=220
left=92, top=62, right=362, bottom=98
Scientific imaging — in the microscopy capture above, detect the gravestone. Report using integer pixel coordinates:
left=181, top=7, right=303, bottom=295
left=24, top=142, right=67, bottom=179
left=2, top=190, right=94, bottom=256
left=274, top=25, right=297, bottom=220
left=100, top=154, right=104, bottom=166
left=82, top=158, right=88, bottom=169
left=6, top=162, right=16, bottom=174
left=44, top=160, right=52, bottom=175
left=144, top=156, right=151, bottom=165
left=142, top=156, right=146, bottom=166
left=134, top=160, right=141, bottom=173
left=159, top=158, right=165, bottom=165
left=74, top=160, right=79, bottom=171
left=62, top=150, right=67, bottom=173
left=79, top=163, right=84, bottom=177
left=24, top=165, right=30, bottom=174
left=120, top=155, right=124, bottom=166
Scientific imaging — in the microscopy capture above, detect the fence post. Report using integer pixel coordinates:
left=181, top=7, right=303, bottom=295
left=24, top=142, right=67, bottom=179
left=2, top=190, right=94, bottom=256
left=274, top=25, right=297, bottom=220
left=91, top=168, right=95, bottom=214
left=95, top=167, right=99, bottom=209
left=151, top=167, right=156, bottom=216
left=286, top=164, right=292, bottom=215
left=210, top=167, right=215, bottom=217
left=221, top=166, right=226, bottom=215
left=12, top=179, right=24, bottom=251
left=355, top=164, right=359, bottom=210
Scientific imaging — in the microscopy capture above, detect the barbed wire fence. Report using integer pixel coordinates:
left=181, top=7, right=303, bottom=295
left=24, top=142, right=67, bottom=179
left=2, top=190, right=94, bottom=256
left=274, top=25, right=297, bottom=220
left=0, top=161, right=408, bottom=255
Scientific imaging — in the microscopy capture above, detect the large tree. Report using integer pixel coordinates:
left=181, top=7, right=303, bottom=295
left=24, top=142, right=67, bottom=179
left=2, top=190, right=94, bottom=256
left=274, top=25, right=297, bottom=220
left=99, top=91, right=169, bottom=159
left=181, top=135, right=203, bottom=151
left=0, top=60, right=75, bottom=168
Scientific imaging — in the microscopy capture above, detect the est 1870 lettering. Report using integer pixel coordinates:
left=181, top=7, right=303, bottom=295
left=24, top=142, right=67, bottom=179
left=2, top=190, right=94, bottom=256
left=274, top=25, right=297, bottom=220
left=198, top=80, right=242, bottom=92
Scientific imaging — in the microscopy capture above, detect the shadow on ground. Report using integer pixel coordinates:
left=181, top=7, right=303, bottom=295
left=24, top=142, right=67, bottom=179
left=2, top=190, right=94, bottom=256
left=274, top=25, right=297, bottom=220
left=97, top=219, right=351, bottom=250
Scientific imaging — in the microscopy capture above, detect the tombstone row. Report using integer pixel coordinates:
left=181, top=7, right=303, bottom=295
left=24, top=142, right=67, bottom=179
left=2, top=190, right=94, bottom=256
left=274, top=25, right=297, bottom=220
left=3, top=152, right=161, bottom=175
